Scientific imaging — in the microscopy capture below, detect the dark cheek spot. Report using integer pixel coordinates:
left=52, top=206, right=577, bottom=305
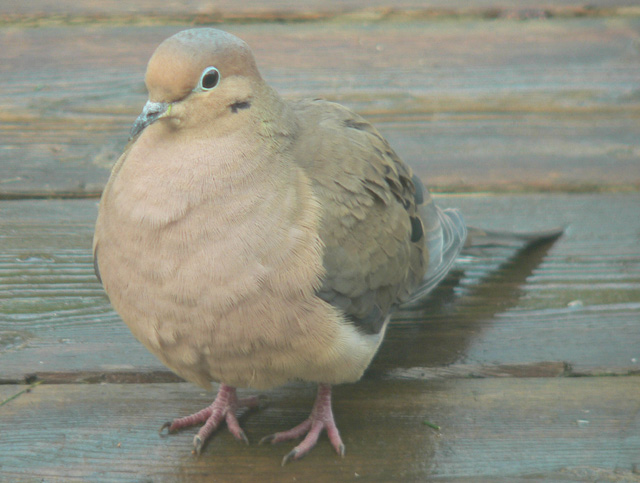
left=230, top=101, right=251, bottom=113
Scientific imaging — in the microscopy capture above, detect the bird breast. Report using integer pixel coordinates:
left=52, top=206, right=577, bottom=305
left=95, top=127, right=364, bottom=388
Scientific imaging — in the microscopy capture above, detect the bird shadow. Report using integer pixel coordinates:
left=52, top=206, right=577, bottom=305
left=365, top=231, right=563, bottom=379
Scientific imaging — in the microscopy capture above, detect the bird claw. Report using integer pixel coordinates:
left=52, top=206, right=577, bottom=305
left=193, top=435, right=204, bottom=455
left=281, top=448, right=298, bottom=466
left=159, top=421, right=173, bottom=436
left=161, top=385, right=265, bottom=455
left=279, top=440, right=344, bottom=466
left=258, top=433, right=275, bottom=445
left=265, top=384, right=344, bottom=464
left=237, top=429, right=250, bottom=445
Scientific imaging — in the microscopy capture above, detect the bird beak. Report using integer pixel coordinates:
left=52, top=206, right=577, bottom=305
left=130, top=101, right=172, bottom=139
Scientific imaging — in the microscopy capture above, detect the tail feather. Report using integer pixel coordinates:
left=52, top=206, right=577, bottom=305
left=402, top=175, right=563, bottom=308
left=403, top=205, right=467, bottom=305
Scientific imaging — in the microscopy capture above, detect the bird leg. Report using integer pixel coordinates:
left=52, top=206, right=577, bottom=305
left=160, top=384, right=265, bottom=455
left=260, top=383, right=345, bottom=465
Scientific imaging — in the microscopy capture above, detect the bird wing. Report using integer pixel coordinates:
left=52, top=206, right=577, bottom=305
left=290, top=99, right=457, bottom=334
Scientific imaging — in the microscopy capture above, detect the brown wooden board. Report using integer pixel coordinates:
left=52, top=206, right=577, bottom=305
left=1, top=19, right=639, bottom=196
left=0, top=378, right=638, bottom=481
left=1, top=194, right=638, bottom=383
left=1, top=0, right=639, bottom=22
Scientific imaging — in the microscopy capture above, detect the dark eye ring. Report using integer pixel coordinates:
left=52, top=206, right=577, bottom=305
left=199, top=66, right=220, bottom=90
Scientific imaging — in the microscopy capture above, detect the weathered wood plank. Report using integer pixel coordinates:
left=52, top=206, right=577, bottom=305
left=1, top=19, right=639, bottom=195
left=380, top=193, right=640, bottom=376
left=1, top=194, right=638, bottom=382
left=1, top=0, right=639, bottom=22
left=0, top=378, right=638, bottom=481
left=0, top=200, right=162, bottom=377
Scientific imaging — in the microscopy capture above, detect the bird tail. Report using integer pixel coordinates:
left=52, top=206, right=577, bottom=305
left=403, top=175, right=467, bottom=306
left=401, top=176, right=564, bottom=308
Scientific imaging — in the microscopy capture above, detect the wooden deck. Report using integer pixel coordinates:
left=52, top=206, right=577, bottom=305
left=1, top=1, right=639, bottom=481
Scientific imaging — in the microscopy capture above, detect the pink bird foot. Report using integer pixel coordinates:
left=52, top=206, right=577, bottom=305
left=160, top=384, right=266, bottom=455
left=260, top=384, right=345, bottom=465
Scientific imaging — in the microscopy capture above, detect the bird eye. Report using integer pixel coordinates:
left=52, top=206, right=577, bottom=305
left=199, top=66, right=220, bottom=90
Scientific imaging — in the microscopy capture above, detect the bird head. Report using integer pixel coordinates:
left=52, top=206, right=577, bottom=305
left=130, top=28, right=265, bottom=139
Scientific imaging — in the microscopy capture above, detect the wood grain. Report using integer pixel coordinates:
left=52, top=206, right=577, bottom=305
left=0, top=378, right=638, bottom=480
left=2, top=194, right=639, bottom=382
left=1, top=4, right=638, bottom=481
left=1, top=18, right=639, bottom=196
left=2, top=0, right=639, bottom=22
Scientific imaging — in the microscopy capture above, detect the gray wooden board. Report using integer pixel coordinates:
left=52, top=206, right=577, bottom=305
left=1, top=194, right=638, bottom=382
left=0, top=378, right=638, bottom=481
left=383, top=193, right=640, bottom=377
left=2, top=0, right=639, bottom=19
left=1, top=19, right=639, bottom=196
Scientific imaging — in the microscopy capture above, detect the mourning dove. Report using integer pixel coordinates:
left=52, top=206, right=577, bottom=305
left=93, top=28, right=467, bottom=464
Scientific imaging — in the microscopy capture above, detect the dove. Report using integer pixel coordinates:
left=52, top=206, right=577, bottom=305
left=93, top=28, right=467, bottom=464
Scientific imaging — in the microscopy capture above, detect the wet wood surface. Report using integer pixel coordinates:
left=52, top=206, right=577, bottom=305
left=1, top=194, right=639, bottom=480
left=1, top=1, right=639, bottom=481
left=1, top=378, right=639, bottom=481
left=2, top=194, right=639, bottom=382
left=2, top=0, right=639, bottom=21
left=1, top=14, right=639, bottom=196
